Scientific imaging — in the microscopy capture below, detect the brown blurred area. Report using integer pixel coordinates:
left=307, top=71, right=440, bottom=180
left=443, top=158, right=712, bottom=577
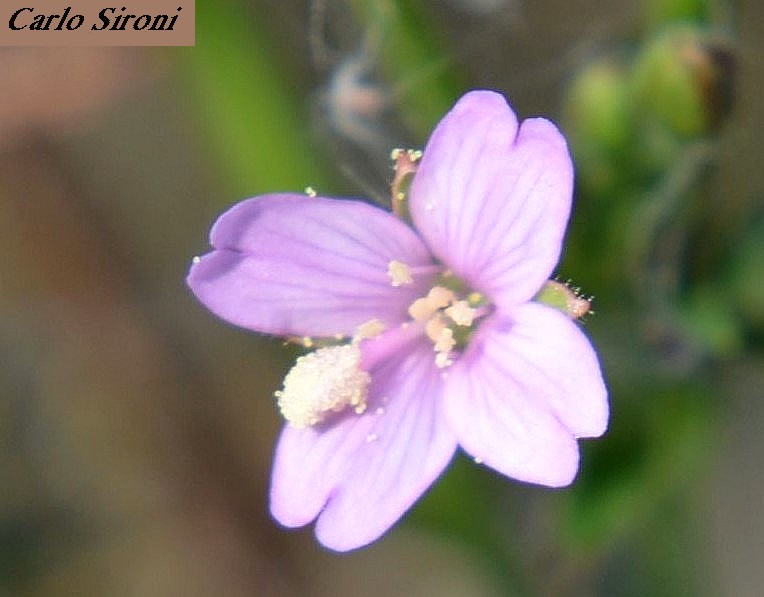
left=0, top=47, right=501, bottom=596
left=0, top=46, right=292, bottom=595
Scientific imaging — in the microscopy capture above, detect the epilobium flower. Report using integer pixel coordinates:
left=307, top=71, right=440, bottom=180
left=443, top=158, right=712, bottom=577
left=187, top=90, right=608, bottom=552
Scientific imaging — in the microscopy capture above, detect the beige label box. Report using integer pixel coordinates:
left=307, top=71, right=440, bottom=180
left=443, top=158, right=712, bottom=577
left=0, top=1, right=195, bottom=45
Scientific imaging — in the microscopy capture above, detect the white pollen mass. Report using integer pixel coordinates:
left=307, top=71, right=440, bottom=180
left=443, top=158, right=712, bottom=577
left=276, top=344, right=370, bottom=428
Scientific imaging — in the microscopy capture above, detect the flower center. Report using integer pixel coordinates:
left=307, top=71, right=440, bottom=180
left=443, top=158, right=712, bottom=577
left=401, top=268, right=490, bottom=368
left=275, top=344, right=371, bottom=428
left=275, top=266, right=490, bottom=427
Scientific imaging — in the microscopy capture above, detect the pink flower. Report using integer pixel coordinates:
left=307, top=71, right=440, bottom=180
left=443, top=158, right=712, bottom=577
left=187, top=90, right=608, bottom=551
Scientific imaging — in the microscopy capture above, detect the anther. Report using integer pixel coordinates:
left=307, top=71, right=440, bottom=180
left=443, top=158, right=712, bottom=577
left=387, top=260, right=413, bottom=287
left=427, top=286, right=455, bottom=308
left=354, top=319, right=386, bottom=341
left=433, top=327, right=455, bottom=354
left=445, top=300, right=477, bottom=326
left=435, top=352, right=453, bottom=368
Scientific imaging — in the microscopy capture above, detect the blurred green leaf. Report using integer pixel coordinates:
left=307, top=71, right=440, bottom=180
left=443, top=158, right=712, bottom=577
left=732, top=218, right=764, bottom=335
left=178, top=0, right=332, bottom=199
left=561, top=382, right=715, bottom=552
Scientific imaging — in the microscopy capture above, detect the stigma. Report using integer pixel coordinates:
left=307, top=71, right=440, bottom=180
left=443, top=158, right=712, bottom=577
left=275, top=344, right=371, bottom=428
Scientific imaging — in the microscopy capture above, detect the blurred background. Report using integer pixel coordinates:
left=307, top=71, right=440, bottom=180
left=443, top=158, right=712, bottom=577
left=1, top=0, right=762, bottom=594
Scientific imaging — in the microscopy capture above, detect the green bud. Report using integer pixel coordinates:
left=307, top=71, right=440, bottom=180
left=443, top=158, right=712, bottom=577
left=631, top=25, right=735, bottom=138
left=534, top=280, right=592, bottom=320
left=563, top=58, right=633, bottom=194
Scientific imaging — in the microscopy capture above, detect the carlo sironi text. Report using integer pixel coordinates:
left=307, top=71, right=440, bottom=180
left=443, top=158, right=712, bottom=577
left=8, top=6, right=183, bottom=31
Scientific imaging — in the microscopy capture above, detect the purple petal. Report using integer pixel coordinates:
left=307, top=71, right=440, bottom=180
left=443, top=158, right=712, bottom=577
left=270, top=341, right=456, bottom=552
left=443, top=303, right=607, bottom=486
left=490, top=303, right=608, bottom=438
left=409, top=90, right=574, bottom=307
left=187, top=194, right=435, bottom=337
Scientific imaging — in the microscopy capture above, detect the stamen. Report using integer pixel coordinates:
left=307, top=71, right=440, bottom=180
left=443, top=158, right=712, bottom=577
left=408, top=297, right=435, bottom=321
left=276, top=344, right=370, bottom=428
left=387, top=260, right=413, bottom=286
left=304, top=186, right=317, bottom=197
left=433, top=327, right=455, bottom=353
left=425, top=316, right=455, bottom=368
left=404, top=274, right=490, bottom=369
left=445, top=300, right=477, bottom=326
left=409, top=286, right=456, bottom=321
left=427, top=286, right=455, bottom=309
left=435, top=352, right=453, bottom=368
left=425, top=315, right=446, bottom=343
left=354, top=318, right=386, bottom=341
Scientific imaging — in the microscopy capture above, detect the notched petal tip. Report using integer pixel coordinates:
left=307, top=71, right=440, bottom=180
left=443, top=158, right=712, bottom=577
left=269, top=345, right=457, bottom=552
left=515, top=117, right=570, bottom=150
left=185, top=250, right=230, bottom=306
left=449, top=89, right=517, bottom=117
left=268, top=425, right=335, bottom=530
left=186, top=193, right=437, bottom=337
left=184, top=249, right=256, bottom=329
left=409, top=90, right=577, bottom=305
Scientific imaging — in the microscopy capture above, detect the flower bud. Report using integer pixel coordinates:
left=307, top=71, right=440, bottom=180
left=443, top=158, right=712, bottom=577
left=534, top=280, right=592, bottom=320
left=631, top=25, right=735, bottom=138
left=563, top=58, right=633, bottom=194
